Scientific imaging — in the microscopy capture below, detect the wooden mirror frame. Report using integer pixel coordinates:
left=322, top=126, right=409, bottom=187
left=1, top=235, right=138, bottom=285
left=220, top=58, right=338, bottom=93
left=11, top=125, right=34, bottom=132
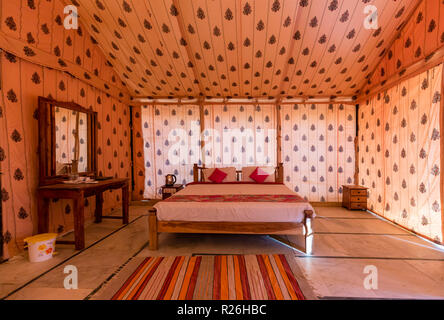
left=38, top=97, right=98, bottom=186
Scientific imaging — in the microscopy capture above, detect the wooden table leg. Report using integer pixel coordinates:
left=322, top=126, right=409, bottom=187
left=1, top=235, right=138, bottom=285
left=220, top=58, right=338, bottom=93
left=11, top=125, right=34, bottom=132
left=73, top=191, right=85, bottom=250
left=37, top=196, right=50, bottom=234
left=122, top=184, right=129, bottom=225
left=95, top=191, right=103, bottom=223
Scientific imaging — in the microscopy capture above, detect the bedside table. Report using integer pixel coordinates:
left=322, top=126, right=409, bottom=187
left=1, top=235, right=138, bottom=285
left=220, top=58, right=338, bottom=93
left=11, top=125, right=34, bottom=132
left=161, top=184, right=184, bottom=200
left=342, top=185, right=368, bottom=210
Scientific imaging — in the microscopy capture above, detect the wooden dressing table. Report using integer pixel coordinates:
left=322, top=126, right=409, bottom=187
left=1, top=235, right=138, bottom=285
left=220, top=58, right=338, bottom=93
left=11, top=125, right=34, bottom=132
left=37, top=97, right=130, bottom=250
left=37, top=179, right=129, bottom=250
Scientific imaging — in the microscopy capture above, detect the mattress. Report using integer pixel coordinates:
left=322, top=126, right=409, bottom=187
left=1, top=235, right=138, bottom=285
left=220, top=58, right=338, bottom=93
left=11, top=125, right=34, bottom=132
left=154, top=183, right=315, bottom=223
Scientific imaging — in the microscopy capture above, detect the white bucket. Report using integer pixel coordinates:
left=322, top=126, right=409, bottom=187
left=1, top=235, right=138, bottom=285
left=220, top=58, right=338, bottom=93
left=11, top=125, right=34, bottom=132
left=24, top=233, right=57, bottom=263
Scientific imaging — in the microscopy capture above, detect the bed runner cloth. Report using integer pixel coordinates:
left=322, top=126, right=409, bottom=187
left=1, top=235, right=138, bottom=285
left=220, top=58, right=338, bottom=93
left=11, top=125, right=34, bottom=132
left=164, top=194, right=307, bottom=203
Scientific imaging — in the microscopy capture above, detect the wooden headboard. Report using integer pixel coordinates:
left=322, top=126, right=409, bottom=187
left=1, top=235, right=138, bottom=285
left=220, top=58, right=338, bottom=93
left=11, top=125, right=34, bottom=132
left=193, top=163, right=284, bottom=183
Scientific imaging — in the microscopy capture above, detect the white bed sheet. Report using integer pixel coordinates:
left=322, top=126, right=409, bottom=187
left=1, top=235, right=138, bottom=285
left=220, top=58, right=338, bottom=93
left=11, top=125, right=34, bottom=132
left=154, top=183, right=315, bottom=223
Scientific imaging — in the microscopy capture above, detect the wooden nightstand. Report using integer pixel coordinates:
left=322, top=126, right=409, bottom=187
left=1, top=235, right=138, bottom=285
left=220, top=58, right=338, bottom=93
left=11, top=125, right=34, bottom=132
left=161, top=184, right=184, bottom=200
left=342, top=185, right=368, bottom=210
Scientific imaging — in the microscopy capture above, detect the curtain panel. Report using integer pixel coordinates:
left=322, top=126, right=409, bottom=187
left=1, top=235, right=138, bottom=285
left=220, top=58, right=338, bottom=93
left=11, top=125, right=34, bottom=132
left=280, top=104, right=356, bottom=202
left=141, top=105, right=202, bottom=199
left=140, top=103, right=356, bottom=202
left=359, top=64, right=443, bottom=243
left=202, top=104, right=277, bottom=169
left=140, top=104, right=277, bottom=199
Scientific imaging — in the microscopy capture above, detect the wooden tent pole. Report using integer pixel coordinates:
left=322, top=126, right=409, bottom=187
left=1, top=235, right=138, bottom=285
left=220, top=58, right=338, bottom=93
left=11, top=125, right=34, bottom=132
left=199, top=99, right=206, bottom=166
left=73, top=111, right=80, bottom=174
left=276, top=99, right=282, bottom=166
left=354, top=104, right=360, bottom=185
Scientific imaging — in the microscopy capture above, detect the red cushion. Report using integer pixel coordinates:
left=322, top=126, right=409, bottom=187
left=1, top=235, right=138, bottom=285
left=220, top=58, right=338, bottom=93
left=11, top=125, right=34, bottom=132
left=249, top=167, right=270, bottom=183
left=208, top=168, right=228, bottom=183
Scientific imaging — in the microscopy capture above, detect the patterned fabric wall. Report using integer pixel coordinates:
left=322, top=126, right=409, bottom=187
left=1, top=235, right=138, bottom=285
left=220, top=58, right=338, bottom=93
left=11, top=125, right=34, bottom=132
left=202, top=104, right=277, bottom=169
left=137, top=103, right=355, bottom=202
left=132, top=106, right=146, bottom=200
left=0, top=0, right=130, bottom=103
left=140, top=105, right=201, bottom=199
left=0, top=52, right=131, bottom=259
left=359, top=64, right=443, bottom=243
left=280, top=104, right=356, bottom=202
left=0, top=0, right=132, bottom=259
left=64, top=0, right=419, bottom=98
left=362, top=0, right=444, bottom=95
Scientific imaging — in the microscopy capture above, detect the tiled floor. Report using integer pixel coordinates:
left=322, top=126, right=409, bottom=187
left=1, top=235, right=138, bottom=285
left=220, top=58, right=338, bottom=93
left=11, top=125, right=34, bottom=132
left=1, top=205, right=444, bottom=300
left=0, top=206, right=149, bottom=300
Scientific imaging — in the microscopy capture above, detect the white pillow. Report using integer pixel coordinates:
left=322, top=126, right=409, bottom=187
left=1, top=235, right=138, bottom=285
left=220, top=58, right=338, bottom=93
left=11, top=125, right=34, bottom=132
left=202, top=167, right=237, bottom=182
left=242, top=166, right=276, bottom=182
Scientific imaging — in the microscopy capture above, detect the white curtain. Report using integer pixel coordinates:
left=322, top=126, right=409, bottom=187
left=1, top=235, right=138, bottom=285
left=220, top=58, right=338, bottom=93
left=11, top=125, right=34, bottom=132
left=141, top=103, right=355, bottom=202
left=202, top=104, right=277, bottom=169
left=280, top=104, right=356, bottom=202
left=141, top=105, right=201, bottom=198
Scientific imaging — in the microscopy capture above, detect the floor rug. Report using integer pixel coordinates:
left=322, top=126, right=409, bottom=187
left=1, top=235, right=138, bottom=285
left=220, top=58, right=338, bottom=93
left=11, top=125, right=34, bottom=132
left=93, top=254, right=316, bottom=300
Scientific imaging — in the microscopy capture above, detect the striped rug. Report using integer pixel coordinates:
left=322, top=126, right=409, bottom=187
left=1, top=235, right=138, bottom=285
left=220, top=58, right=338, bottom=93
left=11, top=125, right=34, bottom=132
left=94, top=254, right=314, bottom=300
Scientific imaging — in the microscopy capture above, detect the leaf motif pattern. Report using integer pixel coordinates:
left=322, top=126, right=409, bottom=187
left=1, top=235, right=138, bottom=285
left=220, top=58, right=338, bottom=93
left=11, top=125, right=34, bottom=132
left=10, top=0, right=424, bottom=99
left=359, top=65, right=443, bottom=244
left=0, top=38, right=131, bottom=257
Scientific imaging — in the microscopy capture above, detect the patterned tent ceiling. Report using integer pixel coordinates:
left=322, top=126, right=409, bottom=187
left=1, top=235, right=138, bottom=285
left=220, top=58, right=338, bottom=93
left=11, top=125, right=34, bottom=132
left=68, top=0, right=421, bottom=100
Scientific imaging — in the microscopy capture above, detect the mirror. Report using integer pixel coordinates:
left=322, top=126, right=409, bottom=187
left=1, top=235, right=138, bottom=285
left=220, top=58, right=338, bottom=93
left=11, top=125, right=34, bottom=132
left=54, top=108, right=88, bottom=175
left=38, top=97, right=98, bottom=185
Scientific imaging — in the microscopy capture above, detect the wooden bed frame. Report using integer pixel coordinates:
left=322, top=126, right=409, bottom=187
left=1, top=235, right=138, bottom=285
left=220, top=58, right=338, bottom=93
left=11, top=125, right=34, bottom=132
left=148, top=164, right=315, bottom=254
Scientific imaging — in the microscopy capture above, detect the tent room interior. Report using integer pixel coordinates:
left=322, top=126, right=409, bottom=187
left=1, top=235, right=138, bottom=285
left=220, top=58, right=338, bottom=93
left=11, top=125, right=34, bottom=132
left=0, top=0, right=444, bottom=301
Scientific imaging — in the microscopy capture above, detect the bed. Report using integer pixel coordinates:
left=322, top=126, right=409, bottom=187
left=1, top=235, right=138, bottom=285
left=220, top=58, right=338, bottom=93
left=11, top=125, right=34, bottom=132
left=148, top=164, right=315, bottom=254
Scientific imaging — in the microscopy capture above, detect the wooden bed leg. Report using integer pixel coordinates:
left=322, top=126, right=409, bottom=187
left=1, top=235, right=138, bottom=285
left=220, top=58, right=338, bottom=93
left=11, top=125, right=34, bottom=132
left=148, top=209, right=158, bottom=250
left=193, top=164, right=199, bottom=182
left=303, top=210, right=315, bottom=255
left=277, top=163, right=284, bottom=183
